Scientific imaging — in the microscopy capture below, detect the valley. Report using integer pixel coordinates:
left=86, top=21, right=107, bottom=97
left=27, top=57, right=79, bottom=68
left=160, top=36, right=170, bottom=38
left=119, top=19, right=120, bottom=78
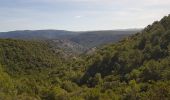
left=0, top=15, right=169, bottom=100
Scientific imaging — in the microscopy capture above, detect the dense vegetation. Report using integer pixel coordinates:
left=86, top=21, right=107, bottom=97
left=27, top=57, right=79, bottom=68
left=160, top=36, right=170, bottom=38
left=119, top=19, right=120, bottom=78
left=0, top=30, right=138, bottom=50
left=80, top=15, right=170, bottom=100
left=0, top=15, right=170, bottom=100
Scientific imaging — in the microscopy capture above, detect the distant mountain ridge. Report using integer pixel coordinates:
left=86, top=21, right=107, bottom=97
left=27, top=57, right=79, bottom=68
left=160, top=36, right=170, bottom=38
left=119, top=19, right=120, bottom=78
left=0, top=30, right=76, bottom=40
left=0, top=29, right=141, bottom=55
left=0, top=29, right=141, bottom=39
left=71, top=30, right=139, bottom=48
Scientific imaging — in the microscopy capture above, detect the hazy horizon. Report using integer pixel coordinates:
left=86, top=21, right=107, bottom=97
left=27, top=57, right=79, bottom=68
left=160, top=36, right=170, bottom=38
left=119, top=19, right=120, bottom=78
left=0, top=0, right=170, bottom=32
left=0, top=28, right=143, bottom=33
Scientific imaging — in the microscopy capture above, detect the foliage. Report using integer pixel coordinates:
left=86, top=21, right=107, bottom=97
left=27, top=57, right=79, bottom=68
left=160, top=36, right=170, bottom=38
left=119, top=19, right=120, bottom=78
left=0, top=15, right=170, bottom=99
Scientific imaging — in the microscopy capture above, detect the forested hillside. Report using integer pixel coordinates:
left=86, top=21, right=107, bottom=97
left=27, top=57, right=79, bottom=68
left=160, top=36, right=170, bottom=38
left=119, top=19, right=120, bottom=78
left=0, top=15, right=169, bottom=100
left=80, top=15, right=170, bottom=99
left=0, top=39, right=66, bottom=99
left=0, top=30, right=139, bottom=51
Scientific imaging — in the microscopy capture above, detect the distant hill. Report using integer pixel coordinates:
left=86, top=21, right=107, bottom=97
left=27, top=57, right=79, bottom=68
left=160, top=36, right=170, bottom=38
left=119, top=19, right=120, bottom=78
left=0, top=29, right=140, bottom=55
left=0, top=29, right=141, bottom=41
left=0, top=30, right=76, bottom=40
left=70, top=30, right=138, bottom=48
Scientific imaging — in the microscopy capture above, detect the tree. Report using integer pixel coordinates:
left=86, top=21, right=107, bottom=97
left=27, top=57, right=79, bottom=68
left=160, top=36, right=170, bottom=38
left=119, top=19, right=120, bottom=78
left=89, top=73, right=102, bottom=87
left=125, top=80, right=140, bottom=100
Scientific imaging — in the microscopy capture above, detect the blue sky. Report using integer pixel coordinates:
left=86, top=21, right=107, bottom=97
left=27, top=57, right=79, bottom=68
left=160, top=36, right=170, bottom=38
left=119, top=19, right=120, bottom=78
left=0, top=0, right=170, bottom=32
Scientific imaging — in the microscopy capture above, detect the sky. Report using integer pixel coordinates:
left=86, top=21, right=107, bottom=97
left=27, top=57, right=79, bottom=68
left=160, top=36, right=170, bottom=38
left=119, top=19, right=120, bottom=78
left=0, top=0, right=170, bottom=32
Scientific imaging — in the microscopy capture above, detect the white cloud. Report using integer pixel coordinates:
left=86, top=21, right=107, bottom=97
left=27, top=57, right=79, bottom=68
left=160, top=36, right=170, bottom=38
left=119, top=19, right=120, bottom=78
left=75, top=15, right=83, bottom=18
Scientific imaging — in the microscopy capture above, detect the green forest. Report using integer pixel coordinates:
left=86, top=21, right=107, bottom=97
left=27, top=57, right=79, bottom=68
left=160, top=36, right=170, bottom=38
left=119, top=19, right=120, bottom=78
left=0, top=15, right=170, bottom=100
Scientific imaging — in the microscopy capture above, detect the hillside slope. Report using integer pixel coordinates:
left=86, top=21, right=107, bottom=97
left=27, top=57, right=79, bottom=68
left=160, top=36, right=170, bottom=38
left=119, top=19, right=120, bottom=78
left=71, top=30, right=136, bottom=48
left=0, top=39, right=78, bottom=99
left=80, top=14, right=170, bottom=99
left=47, top=39, right=87, bottom=57
left=0, top=30, right=139, bottom=48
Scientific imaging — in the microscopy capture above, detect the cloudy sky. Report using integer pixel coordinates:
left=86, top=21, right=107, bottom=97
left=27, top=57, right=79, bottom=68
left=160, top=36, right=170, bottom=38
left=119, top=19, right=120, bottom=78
left=0, top=0, right=170, bottom=32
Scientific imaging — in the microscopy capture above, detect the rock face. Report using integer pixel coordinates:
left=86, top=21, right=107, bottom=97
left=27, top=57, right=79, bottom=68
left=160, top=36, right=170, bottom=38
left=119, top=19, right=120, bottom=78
left=47, top=39, right=87, bottom=57
left=85, top=47, right=97, bottom=55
